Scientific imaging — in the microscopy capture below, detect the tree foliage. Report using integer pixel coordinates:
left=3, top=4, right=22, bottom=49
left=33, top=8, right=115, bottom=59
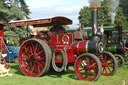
left=115, top=7, right=128, bottom=29
left=120, top=0, right=128, bottom=21
left=0, top=0, right=31, bottom=46
left=78, top=0, right=128, bottom=29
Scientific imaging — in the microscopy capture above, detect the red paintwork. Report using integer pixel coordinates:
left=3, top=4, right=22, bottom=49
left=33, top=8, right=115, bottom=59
left=0, top=23, right=9, bottom=69
left=64, top=47, right=75, bottom=63
left=54, top=49, right=63, bottom=63
left=7, top=16, right=101, bottom=81
left=19, top=40, right=24, bottom=46
left=11, top=16, right=90, bottom=65
left=101, top=53, right=115, bottom=76
left=19, top=39, right=48, bottom=77
left=72, top=40, right=88, bottom=54
left=50, top=33, right=75, bottom=63
left=75, top=54, right=99, bottom=81
left=50, top=33, right=73, bottom=48
left=0, top=23, right=8, bottom=52
left=75, top=33, right=80, bottom=38
left=8, top=16, right=72, bottom=27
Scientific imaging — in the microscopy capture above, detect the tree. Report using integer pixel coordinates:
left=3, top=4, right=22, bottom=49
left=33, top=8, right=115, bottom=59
left=0, top=0, right=31, bottom=46
left=11, top=0, right=30, bottom=16
left=115, top=7, right=128, bottom=29
left=79, top=0, right=112, bottom=27
left=78, top=6, right=91, bottom=27
left=78, top=0, right=128, bottom=29
left=120, top=0, right=128, bottom=21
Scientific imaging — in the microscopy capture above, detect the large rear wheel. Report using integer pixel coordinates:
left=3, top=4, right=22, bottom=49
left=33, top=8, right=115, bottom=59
left=19, top=39, right=49, bottom=77
left=74, top=53, right=102, bottom=81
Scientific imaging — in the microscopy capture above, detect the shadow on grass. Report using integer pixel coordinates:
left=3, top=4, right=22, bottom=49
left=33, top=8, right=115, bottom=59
left=9, top=64, right=79, bottom=80
left=9, top=64, right=24, bottom=76
left=46, top=68, right=78, bottom=80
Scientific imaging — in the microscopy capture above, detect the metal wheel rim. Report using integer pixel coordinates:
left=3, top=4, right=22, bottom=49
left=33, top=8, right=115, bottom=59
left=75, top=53, right=101, bottom=81
left=101, top=51, right=117, bottom=76
left=19, top=39, right=49, bottom=77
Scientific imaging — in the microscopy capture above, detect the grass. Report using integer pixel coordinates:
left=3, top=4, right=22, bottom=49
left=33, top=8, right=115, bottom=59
left=0, top=63, right=128, bottom=85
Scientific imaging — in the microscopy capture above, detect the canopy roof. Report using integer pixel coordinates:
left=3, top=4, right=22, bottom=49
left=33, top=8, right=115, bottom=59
left=0, top=23, right=7, bottom=26
left=8, top=16, right=72, bottom=27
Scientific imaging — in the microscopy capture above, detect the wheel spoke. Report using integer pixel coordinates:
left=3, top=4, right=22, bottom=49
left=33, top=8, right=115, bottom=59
left=85, top=71, right=88, bottom=78
left=89, top=63, right=96, bottom=69
left=37, top=65, right=41, bottom=73
left=104, top=67, right=108, bottom=75
left=22, top=55, right=29, bottom=59
left=25, top=64, right=29, bottom=69
left=25, top=47, right=31, bottom=54
left=89, top=70, right=96, bottom=79
left=34, top=44, right=38, bottom=54
left=37, top=57, right=45, bottom=61
left=107, top=65, right=113, bottom=68
left=84, top=57, right=88, bottom=64
left=88, top=70, right=92, bottom=79
left=34, top=62, right=38, bottom=73
left=31, top=42, right=35, bottom=50
left=30, top=66, right=35, bottom=73
left=106, top=65, right=112, bottom=73
left=24, top=50, right=31, bottom=57
left=102, top=67, right=105, bottom=73
left=36, top=61, right=43, bottom=68
left=30, top=47, right=34, bottom=55
left=37, top=50, right=44, bottom=56
left=79, top=68, right=85, bottom=71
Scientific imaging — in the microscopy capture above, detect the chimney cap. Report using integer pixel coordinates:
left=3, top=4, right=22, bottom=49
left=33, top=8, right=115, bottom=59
left=90, top=6, right=99, bottom=11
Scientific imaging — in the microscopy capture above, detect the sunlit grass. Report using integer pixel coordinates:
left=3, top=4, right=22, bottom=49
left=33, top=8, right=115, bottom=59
left=0, top=63, right=127, bottom=85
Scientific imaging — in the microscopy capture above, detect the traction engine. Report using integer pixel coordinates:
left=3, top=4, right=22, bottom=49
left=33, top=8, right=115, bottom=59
left=8, top=6, right=117, bottom=81
left=105, top=25, right=128, bottom=67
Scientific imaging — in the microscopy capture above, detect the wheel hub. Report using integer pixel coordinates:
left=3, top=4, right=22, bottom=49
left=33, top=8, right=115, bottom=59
left=84, top=66, right=89, bottom=70
left=102, top=61, right=108, bottom=67
left=30, top=55, right=37, bottom=61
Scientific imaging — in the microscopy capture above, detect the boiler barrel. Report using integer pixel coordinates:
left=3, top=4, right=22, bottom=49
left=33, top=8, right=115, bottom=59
left=72, top=40, right=104, bottom=54
left=106, top=45, right=124, bottom=54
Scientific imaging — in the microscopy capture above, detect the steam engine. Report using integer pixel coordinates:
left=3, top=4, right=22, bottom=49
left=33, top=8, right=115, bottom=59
left=8, top=4, right=117, bottom=81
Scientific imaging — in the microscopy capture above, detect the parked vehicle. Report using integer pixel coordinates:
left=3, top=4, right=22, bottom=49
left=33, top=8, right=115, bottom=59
left=2, top=46, right=20, bottom=63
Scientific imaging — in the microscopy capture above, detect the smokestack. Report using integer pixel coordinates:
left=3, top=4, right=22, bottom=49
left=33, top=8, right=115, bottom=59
left=90, top=7, right=99, bottom=36
left=118, top=24, right=122, bottom=44
left=88, top=0, right=101, bottom=36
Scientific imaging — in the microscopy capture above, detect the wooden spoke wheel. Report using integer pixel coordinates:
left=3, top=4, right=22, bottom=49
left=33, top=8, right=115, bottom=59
left=19, top=39, right=50, bottom=77
left=101, top=51, right=117, bottom=76
left=115, top=54, right=124, bottom=68
left=74, top=53, right=102, bottom=81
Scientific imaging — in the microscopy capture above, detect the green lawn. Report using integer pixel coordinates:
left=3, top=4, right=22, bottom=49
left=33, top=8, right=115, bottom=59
left=0, top=63, right=128, bottom=85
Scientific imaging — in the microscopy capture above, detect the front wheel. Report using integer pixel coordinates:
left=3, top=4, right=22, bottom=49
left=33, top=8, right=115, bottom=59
left=74, top=53, right=102, bottom=81
left=101, top=51, right=118, bottom=76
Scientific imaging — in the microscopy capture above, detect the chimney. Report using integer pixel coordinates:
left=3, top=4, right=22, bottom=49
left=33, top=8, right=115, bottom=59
left=90, top=6, right=99, bottom=36
left=118, top=24, right=122, bottom=44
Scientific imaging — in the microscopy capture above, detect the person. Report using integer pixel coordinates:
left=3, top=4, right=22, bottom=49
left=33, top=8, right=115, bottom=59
left=50, top=25, right=66, bottom=34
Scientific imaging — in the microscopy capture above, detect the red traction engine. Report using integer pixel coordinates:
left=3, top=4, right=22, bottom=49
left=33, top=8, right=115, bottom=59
left=9, top=17, right=103, bottom=81
left=8, top=7, right=117, bottom=81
